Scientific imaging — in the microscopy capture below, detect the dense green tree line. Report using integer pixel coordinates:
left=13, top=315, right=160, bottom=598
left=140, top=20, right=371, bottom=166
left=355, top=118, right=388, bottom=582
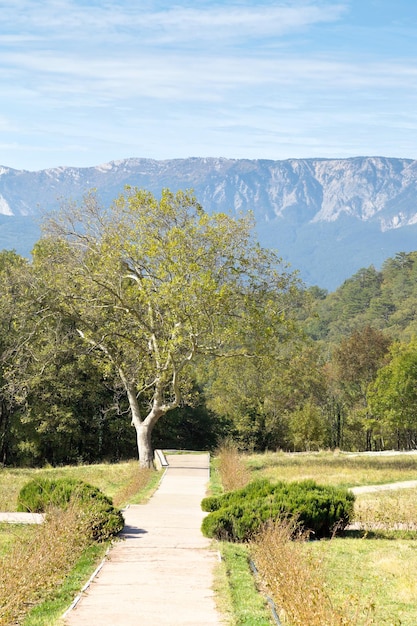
left=303, top=251, right=417, bottom=450
left=2, top=189, right=417, bottom=466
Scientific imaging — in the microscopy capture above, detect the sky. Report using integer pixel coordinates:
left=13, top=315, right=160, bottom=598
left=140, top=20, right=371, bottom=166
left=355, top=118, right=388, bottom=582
left=1, top=0, right=417, bottom=171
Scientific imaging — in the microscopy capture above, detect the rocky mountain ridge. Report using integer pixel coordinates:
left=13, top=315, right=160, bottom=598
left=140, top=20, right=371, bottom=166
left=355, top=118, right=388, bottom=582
left=1, top=156, right=417, bottom=290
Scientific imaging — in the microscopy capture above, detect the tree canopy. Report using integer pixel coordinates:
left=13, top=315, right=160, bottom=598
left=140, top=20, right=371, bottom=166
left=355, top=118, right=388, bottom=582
left=368, top=339, right=417, bottom=449
left=34, top=187, right=302, bottom=466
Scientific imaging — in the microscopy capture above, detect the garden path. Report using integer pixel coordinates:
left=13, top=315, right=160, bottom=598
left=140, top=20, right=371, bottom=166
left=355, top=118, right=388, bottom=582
left=350, top=479, right=417, bottom=494
left=63, top=452, right=223, bottom=626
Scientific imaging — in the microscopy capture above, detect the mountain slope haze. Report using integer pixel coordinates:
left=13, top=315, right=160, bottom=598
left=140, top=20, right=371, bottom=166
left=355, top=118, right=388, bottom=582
left=1, top=156, right=417, bottom=290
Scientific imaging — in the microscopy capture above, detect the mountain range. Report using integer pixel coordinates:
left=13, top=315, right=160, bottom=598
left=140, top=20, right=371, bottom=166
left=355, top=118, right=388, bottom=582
left=1, top=156, right=417, bottom=291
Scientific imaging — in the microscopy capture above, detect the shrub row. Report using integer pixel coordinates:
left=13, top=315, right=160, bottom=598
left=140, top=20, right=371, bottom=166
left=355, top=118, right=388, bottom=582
left=17, top=477, right=124, bottom=541
left=201, top=478, right=354, bottom=541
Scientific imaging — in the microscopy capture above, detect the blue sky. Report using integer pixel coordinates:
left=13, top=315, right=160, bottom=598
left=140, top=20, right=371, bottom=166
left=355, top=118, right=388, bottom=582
left=1, top=0, right=417, bottom=171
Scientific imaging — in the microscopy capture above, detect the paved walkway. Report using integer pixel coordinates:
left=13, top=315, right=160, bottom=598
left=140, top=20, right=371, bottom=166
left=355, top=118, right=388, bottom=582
left=63, top=453, right=223, bottom=626
left=0, top=512, right=43, bottom=523
left=350, top=479, right=417, bottom=495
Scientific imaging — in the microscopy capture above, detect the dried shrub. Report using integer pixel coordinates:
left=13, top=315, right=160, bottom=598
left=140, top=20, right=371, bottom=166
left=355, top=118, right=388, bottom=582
left=0, top=504, right=91, bottom=625
left=354, top=489, right=417, bottom=535
left=112, top=467, right=154, bottom=507
left=253, top=520, right=374, bottom=626
left=216, top=440, right=251, bottom=492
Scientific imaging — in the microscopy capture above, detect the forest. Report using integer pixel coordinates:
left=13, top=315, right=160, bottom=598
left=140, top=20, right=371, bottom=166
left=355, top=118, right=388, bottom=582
left=1, top=187, right=417, bottom=467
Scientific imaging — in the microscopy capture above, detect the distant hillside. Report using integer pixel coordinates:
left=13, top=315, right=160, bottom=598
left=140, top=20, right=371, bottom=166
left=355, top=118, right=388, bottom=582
left=1, top=156, right=417, bottom=290
left=306, top=250, right=417, bottom=343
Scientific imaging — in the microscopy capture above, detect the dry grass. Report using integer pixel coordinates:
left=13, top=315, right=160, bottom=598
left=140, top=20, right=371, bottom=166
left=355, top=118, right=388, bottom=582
left=216, top=441, right=251, bottom=492
left=246, top=450, right=417, bottom=488
left=0, top=461, right=159, bottom=625
left=212, top=447, right=417, bottom=625
left=253, top=520, right=374, bottom=626
left=0, top=523, right=35, bottom=558
left=0, top=460, right=150, bottom=511
left=112, top=466, right=155, bottom=507
left=0, top=504, right=92, bottom=626
left=216, top=447, right=387, bottom=625
left=353, top=487, right=417, bottom=533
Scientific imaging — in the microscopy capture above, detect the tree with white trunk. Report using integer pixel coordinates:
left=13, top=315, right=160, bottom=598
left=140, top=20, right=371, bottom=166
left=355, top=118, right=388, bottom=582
left=34, top=187, right=300, bottom=467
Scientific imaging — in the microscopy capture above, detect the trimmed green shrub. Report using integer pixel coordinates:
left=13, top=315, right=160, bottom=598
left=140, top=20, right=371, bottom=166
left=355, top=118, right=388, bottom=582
left=18, top=478, right=80, bottom=512
left=17, top=477, right=124, bottom=541
left=201, top=479, right=354, bottom=541
left=201, top=479, right=275, bottom=512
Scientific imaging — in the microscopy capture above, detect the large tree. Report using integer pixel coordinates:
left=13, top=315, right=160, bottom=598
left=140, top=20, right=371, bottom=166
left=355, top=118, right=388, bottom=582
left=0, top=250, right=30, bottom=463
left=35, top=188, right=301, bottom=466
left=368, top=339, right=417, bottom=449
left=333, top=326, right=391, bottom=405
left=332, top=326, right=391, bottom=449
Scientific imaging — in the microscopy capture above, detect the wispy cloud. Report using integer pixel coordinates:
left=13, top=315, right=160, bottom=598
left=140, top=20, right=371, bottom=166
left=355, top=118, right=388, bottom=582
left=3, top=46, right=416, bottom=103
left=0, top=0, right=416, bottom=169
left=2, top=1, right=348, bottom=45
left=141, top=3, right=348, bottom=43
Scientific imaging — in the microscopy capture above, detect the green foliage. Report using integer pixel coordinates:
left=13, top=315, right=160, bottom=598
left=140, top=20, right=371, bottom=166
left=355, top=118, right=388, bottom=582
left=288, top=399, right=327, bottom=451
left=17, top=477, right=77, bottom=512
left=307, top=251, right=417, bottom=343
left=334, top=326, right=391, bottom=394
left=15, top=345, right=137, bottom=466
left=201, top=340, right=325, bottom=452
left=368, top=338, right=417, bottom=448
left=0, top=250, right=31, bottom=464
left=17, top=478, right=124, bottom=541
left=6, top=209, right=417, bottom=463
left=201, top=479, right=354, bottom=541
left=151, top=392, right=226, bottom=451
left=217, top=542, right=274, bottom=625
left=202, top=478, right=273, bottom=512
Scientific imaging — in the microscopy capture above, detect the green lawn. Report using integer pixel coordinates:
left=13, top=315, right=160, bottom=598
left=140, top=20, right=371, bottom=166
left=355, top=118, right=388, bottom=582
left=308, top=536, right=417, bottom=625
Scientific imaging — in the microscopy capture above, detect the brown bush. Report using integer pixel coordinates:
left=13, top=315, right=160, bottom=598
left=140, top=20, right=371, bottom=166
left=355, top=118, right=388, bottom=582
left=252, top=520, right=373, bottom=626
left=216, top=440, right=251, bottom=492
left=0, top=504, right=91, bottom=625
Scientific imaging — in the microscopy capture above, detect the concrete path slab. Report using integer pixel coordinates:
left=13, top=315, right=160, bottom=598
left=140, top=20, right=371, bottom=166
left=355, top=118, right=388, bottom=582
left=0, top=512, right=44, bottom=524
left=350, top=479, right=417, bottom=494
left=64, top=453, right=223, bottom=626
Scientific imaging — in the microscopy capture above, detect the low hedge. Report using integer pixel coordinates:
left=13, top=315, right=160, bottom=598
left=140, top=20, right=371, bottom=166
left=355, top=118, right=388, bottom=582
left=17, top=477, right=124, bottom=541
left=201, top=479, right=354, bottom=541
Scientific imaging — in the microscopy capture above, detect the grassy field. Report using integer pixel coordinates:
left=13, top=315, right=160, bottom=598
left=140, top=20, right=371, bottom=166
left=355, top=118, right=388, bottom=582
left=0, top=459, right=157, bottom=511
left=246, top=450, right=417, bottom=488
left=308, top=536, right=417, bottom=625
left=3, top=450, right=417, bottom=625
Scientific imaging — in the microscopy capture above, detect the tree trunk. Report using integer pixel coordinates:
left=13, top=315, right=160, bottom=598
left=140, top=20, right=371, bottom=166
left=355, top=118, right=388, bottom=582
left=124, top=377, right=167, bottom=468
left=122, top=379, right=153, bottom=468
left=0, top=400, right=10, bottom=466
left=126, top=391, right=156, bottom=468
left=135, top=421, right=154, bottom=468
